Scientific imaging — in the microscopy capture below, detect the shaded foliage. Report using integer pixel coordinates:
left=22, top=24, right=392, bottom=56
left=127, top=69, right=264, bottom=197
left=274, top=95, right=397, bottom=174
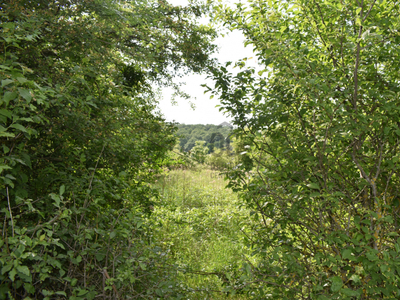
left=0, top=0, right=216, bottom=298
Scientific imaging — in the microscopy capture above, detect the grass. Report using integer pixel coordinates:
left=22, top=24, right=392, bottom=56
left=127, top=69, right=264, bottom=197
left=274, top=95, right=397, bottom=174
left=152, top=166, right=253, bottom=299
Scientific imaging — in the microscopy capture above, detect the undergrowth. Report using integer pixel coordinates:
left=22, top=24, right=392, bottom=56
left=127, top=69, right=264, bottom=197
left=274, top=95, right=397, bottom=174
left=152, top=166, right=253, bottom=299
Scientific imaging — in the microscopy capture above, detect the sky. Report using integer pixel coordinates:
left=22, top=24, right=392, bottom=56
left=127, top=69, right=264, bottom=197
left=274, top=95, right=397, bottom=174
left=156, top=0, right=256, bottom=125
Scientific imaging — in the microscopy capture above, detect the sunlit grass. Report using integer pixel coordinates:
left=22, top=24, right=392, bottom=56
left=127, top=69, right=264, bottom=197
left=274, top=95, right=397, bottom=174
left=152, top=166, right=253, bottom=299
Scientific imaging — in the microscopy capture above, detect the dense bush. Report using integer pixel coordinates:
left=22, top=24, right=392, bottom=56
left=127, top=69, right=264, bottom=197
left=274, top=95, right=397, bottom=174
left=210, top=0, right=400, bottom=298
left=0, top=0, right=216, bottom=298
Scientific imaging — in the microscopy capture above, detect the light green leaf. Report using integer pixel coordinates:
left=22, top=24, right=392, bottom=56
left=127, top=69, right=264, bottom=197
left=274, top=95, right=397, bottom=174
left=50, top=193, right=61, bottom=208
left=78, top=289, right=88, bottom=296
left=1, top=79, right=14, bottom=87
left=16, top=77, right=28, bottom=84
left=60, top=184, right=65, bottom=196
left=2, top=91, right=18, bottom=105
left=71, top=278, right=78, bottom=286
left=10, top=123, right=28, bottom=132
left=331, top=276, right=343, bottom=292
left=307, top=183, right=320, bottom=189
left=9, top=268, right=17, bottom=281
left=16, top=265, right=30, bottom=277
left=0, top=165, right=12, bottom=174
left=0, top=109, right=12, bottom=118
left=18, top=88, right=32, bottom=102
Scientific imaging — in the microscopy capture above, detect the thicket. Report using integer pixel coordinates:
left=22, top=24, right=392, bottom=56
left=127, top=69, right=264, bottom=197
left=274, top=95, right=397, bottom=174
left=0, top=0, right=217, bottom=298
left=209, top=0, right=400, bottom=298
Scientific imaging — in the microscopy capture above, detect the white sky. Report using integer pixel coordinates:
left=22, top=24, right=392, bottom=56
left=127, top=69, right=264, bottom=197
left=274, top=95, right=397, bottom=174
left=156, top=0, right=256, bottom=125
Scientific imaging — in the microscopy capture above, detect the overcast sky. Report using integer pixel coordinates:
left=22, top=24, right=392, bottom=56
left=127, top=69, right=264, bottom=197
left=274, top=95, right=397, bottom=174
left=156, top=0, right=255, bottom=125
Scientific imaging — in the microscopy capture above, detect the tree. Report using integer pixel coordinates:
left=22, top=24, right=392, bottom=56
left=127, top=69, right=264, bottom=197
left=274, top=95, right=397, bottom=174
left=0, top=0, right=216, bottom=298
left=191, top=140, right=209, bottom=163
left=209, top=0, right=400, bottom=298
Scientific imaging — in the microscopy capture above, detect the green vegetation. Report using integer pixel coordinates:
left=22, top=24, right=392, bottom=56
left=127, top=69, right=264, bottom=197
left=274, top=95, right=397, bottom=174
left=153, top=167, right=253, bottom=299
left=176, top=123, right=233, bottom=152
left=2, top=0, right=400, bottom=298
left=0, top=0, right=216, bottom=298
left=208, top=0, right=400, bottom=298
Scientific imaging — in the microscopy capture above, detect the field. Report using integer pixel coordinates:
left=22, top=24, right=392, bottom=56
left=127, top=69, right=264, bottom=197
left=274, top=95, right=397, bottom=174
left=152, top=167, right=254, bottom=299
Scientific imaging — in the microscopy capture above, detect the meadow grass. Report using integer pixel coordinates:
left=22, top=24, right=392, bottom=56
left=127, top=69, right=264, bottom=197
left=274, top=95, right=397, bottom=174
left=153, top=166, right=253, bottom=299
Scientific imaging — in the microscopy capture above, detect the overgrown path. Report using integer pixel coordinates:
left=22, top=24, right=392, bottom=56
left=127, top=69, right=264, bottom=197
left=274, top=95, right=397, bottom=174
left=153, top=167, right=253, bottom=299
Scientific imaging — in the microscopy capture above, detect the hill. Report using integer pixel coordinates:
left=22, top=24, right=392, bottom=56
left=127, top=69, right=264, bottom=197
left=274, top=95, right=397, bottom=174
left=175, top=123, right=233, bottom=152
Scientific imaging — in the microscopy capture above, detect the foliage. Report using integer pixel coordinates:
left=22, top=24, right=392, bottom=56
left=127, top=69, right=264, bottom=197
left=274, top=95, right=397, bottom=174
left=153, top=168, right=253, bottom=299
left=164, top=141, right=195, bottom=170
left=209, top=0, right=400, bottom=298
left=205, top=148, right=232, bottom=171
left=176, top=123, right=233, bottom=152
left=190, top=141, right=209, bottom=163
left=0, top=0, right=216, bottom=298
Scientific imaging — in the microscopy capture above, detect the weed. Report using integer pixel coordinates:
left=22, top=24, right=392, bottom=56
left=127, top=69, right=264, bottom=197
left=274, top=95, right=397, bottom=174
left=152, top=167, right=254, bottom=299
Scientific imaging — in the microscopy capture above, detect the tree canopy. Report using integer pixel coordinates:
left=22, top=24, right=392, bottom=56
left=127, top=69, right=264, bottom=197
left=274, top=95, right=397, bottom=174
left=175, top=123, right=232, bottom=152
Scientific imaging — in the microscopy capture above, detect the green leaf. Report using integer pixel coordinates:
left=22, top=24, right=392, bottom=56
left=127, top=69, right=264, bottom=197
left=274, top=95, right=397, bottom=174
left=50, top=193, right=61, bottom=208
left=60, top=184, right=65, bottom=196
left=1, top=79, right=14, bottom=87
left=307, top=183, right=320, bottom=189
left=139, top=262, right=147, bottom=270
left=2, top=91, right=18, bottom=105
left=71, top=278, right=78, bottom=287
left=24, top=282, right=35, bottom=294
left=366, top=251, right=378, bottom=261
left=342, top=288, right=360, bottom=297
left=0, top=109, right=12, bottom=119
left=1, top=263, right=13, bottom=275
left=42, top=290, right=53, bottom=296
left=18, top=88, right=32, bottom=102
left=0, top=165, right=12, bottom=174
left=78, top=289, right=88, bottom=296
left=16, top=265, right=30, bottom=277
left=342, top=249, right=354, bottom=260
left=16, top=77, right=28, bottom=84
left=9, top=268, right=17, bottom=282
left=55, top=291, right=67, bottom=296
left=10, top=123, right=28, bottom=132
left=310, top=192, right=320, bottom=197
left=331, top=276, right=342, bottom=292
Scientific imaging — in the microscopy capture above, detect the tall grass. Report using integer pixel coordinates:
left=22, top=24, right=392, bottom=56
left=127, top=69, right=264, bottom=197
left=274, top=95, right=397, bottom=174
left=152, top=167, right=253, bottom=299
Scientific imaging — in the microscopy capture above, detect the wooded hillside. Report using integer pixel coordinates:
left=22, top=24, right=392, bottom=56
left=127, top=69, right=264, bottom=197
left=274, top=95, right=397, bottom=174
left=176, top=123, right=232, bottom=152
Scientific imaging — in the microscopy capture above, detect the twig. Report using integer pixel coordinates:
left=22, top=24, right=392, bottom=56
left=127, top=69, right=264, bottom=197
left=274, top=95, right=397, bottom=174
left=103, top=269, right=119, bottom=299
left=26, top=212, right=62, bottom=234
left=363, top=0, right=377, bottom=22
left=77, top=144, right=106, bottom=233
left=6, top=187, right=14, bottom=237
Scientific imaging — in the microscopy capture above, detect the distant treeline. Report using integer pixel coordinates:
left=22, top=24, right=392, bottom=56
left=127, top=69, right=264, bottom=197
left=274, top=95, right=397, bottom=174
left=176, top=124, right=233, bottom=152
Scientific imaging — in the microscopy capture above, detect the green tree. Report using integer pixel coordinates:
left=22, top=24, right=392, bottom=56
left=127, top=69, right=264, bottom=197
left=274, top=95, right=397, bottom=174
left=210, top=0, right=400, bottom=298
left=191, top=140, right=208, bottom=163
left=0, top=0, right=216, bottom=298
